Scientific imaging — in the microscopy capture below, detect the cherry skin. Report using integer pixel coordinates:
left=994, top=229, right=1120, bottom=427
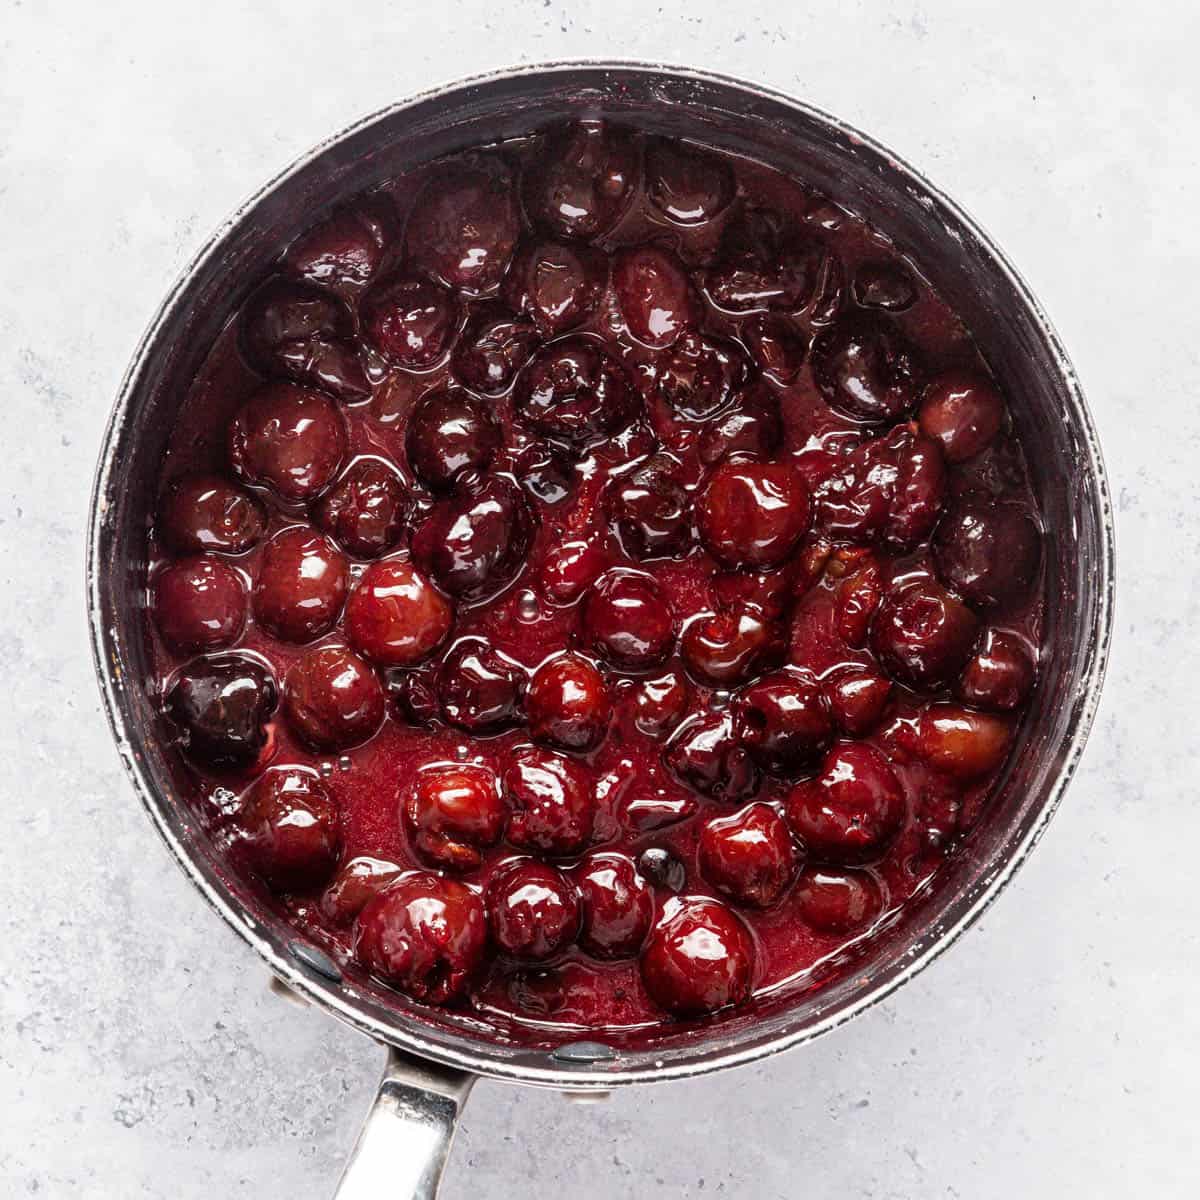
left=514, top=441, right=575, bottom=506
left=958, top=630, right=1036, bottom=711
left=284, top=195, right=394, bottom=292
left=664, top=710, right=760, bottom=802
left=795, top=867, right=883, bottom=934
left=404, top=390, right=500, bottom=492
left=681, top=607, right=785, bottom=688
left=451, top=304, right=539, bottom=396
left=353, top=872, right=487, bottom=1003
left=575, top=852, right=655, bottom=958
left=637, top=847, right=687, bottom=893
left=645, top=137, right=735, bottom=226
left=502, top=237, right=608, bottom=337
left=696, top=460, right=811, bottom=569
left=159, top=474, right=266, bottom=556
left=312, top=459, right=411, bottom=560
left=834, top=560, right=884, bottom=648
left=704, top=207, right=822, bottom=313
left=701, top=386, right=784, bottom=470
left=503, top=746, right=597, bottom=857
left=487, top=859, right=581, bottom=961
left=810, top=313, right=922, bottom=424
left=344, top=559, right=454, bottom=667
left=604, top=454, right=692, bottom=561
left=283, top=644, right=384, bottom=750
left=824, top=669, right=893, bottom=737
left=228, top=382, right=347, bottom=503
left=436, top=638, right=526, bottom=732
left=153, top=555, right=246, bottom=652
left=613, top=244, right=700, bottom=349
left=540, top=538, right=607, bottom=605
left=640, top=897, right=755, bottom=1017
left=165, top=654, right=277, bottom=768
left=580, top=569, right=675, bottom=671
left=741, top=315, right=809, bottom=385
left=918, top=370, right=1006, bottom=463
left=933, top=500, right=1042, bottom=609
left=871, top=578, right=980, bottom=691
left=253, top=527, right=349, bottom=644
left=652, top=331, right=750, bottom=420
left=402, top=763, right=505, bottom=870
left=633, top=670, right=691, bottom=737
left=785, top=743, right=905, bottom=865
left=917, top=703, right=1012, bottom=780
left=320, top=856, right=404, bottom=926
left=237, top=766, right=340, bottom=892
left=527, top=653, right=611, bottom=753
left=699, top=803, right=797, bottom=908
left=852, top=261, right=917, bottom=312
left=361, top=273, right=459, bottom=368
left=735, top=671, right=833, bottom=774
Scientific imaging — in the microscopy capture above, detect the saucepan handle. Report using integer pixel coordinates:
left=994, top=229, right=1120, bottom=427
left=332, top=1047, right=476, bottom=1200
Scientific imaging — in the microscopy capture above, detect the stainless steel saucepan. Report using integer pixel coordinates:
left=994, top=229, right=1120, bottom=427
left=88, top=62, right=1114, bottom=1199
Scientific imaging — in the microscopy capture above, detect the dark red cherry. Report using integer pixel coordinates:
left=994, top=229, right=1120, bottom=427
left=283, top=644, right=384, bottom=750
left=852, top=261, right=917, bottom=312
left=871, top=578, right=980, bottom=691
left=681, top=607, right=785, bottom=688
left=824, top=669, right=892, bottom=737
left=407, top=159, right=520, bottom=296
left=811, top=313, right=922, bottom=424
left=711, top=562, right=802, bottom=621
left=159, top=474, right=267, bottom=556
left=522, top=121, right=637, bottom=241
left=402, top=763, right=505, bottom=870
left=312, top=459, right=411, bottom=560
left=741, top=315, right=809, bottom=385
left=237, top=766, right=340, bottom=892
left=640, top=898, right=754, bottom=1016
left=320, top=856, right=404, bottom=926
left=387, top=667, right=440, bottom=727
left=664, top=710, right=760, bottom=801
left=704, top=207, right=823, bottom=313
left=514, top=441, right=575, bottom=506
left=613, top=244, right=700, bottom=349
left=580, top=569, right=675, bottom=671
left=411, top=472, right=536, bottom=601
left=487, top=859, right=580, bottom=960
left=502, top=237, right=607, bottom=337
left=958, top=630, right=1036, bottom=711
left=652, top=331, right=751, bottom=420
left=344, top=559, right=454, bottom=667
left=514, top=336, right=639, bottom=449
left=361, top=273, right=459, bottom=368
left=437, top=638, right=526, bottom=732
left=228, top=382, right=347, bottom=503
left=696, top=460, right=810, bottom=569
left=634, top=670, right=691, bottom=737
left=645, top=138, right=735, bottom=226
left=527, top=653, right=611, bottom=753
left=253, top=527, right=348, bottom=643
left=637, top=847, right=687, bottom=893
left=917, top=703, right=1012, bottom=780
left=795, top=867, right=883, bottom=933
left=540, top=538, right=606, bottom=605
left=735, top=671, right=833, bottom=773
left=284, top=196, right=394, bottom=292
left=503, top=746, right=596, bottom=856
left=353, top=872, right=486, bottom=1002
left=918, top=370, right=1006, bottom=463
left=165, top=654, right=277, bottom=768
left=575, top=852, right=654, bottom=958
left=834, top=560, right=883, bottom=648
left=604, top=454, right=692, bottom=561
left=698, top=802, right=797, bottom=908
left=697, top=383, right=784, bottom=467
left=153, top=555, right=246, bottom=651
left=405, top=389, right=500, bottom=492
left=785, top=743, right=905, bottom=865
left=451, top=304, right=539, bottom=396
left=932, top=500, right=1042, bottom=608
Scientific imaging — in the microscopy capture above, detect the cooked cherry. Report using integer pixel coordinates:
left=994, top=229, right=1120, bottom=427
left=514, top=441, right=576, bottom=506
left=502, top=237, right=607, bottom=337
left=604, top=454, right=692, bottom=561
left=253, top=526, right=348, bottom=643
left=527, top=653, right=610, bottom=753
left=640, top=898, right=754, bottom=1016
left=681, top=607, right=784, bottom=688
left=575, top=852, right=654, bottom=958
left=645, top=138, right=735, bottom=226
left=522, top=121, right=637, bottom=241
left=958, top=630, right=1036, bottom=711
left=795, top=867, right=883, bottom=934
left=824, top=669, right=892, bottom=737
left=696, top=383, right=783, bottom=467
left=228, top=382, right=347, bottom=503
left=637, top=847, right=687, bottom=893
left=664, top=710, right=760, bottom=801
left=580, top=569, right=675, bottom=671
left=319, top=856, right=404, bottom=926
left=165, top=654, right=277, bottom=768
left=785, top=743, right=905, bottom=865
left=284, top=196, right=394, bottom=292
left=354, top=872, right=486, bottom=1002
left=405, top=390, right=500, bottom=492
left=361, top=273, right=459, bottom=368
left=933, top=499, right=1042, bottom=608
left=652, top=331, right=750, bottom=420
left=834, top=560, right=883, bottom=648
left=503, top=746, right=596, bottom=856
left=540, top=538, right=606, bottom=605
left=811, top=313, right=922, bottom=424
left=514, top=336, right=639, bottom=448
left=613, top=244, right=700, bottom=349
left=871, top=578, right=980, bottom=691
left=704, top=207, right=823, bottom=313
left=283, top=644, right=384, bottom=750
left=159, top=474, right=266, bottom=556
left=852, top=261, right=917, bottom=312
left=237, top=766, right=340, bottom=892
left=633, top=670, right=691, bottom=737
left=153, top=555, right=246, bottom=651
left=344, top=559, right=453, bottom=667
left=411, top=472, right=535, bottom=601
left=735, top=671, right=833, bottom=773
left=407, top=159, right=520, bottom=295
left=312, top=458, right=411, bottom=559
left=437, top=638, right=526, bottom=732
left=699, top=803, right=797, bottom=908
left=487, top=859, right=580, bottom=960
left=711, top=561, right=801, bottom=621
left=696, top=460, right=810, bottom=569
left=918, top=370, right=1006, bottom=463
left=387, top=667, right=440, bottom=726
left=451, top=304, right=539, bottom=395
left=403, top=763, right=505, bottom=870
left=918, top=703, right=1012, bottom=780
left=741, top=315, right=809, bottom=385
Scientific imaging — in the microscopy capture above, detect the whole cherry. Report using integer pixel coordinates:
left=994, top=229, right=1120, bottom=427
left=645, top=138, right=735, bottom=226
left=681, top=607, right=785, bottom=688
left=153, top=555, right=246, bottom=652
left=527, top=653, right=611, bottom=753
left=697, top=383, right=784, bottom=467
left=451, top=304, right=539, bottom=396
left=696, top=460, right=811, bottom=569
left=312, top=459, right=411, bottom=560
left=361, top=273, right=459, bottom=368
left=159, top=474, right=266, bottom=556
left=958, top=630, right=1036, bottom=711
left=664, top=710, right=760, bottom=802
left=487, top=859, right=580, bottom=960
left=871, top=578, right=980, bottom=691
left=735, top=671, right=833, bottom=774
left=698, top=802, right=798, bottom=908
left=502, top=237, right=608, bottom=337
left=405, top=389, right=500, bottom=492
left=283, top=644, right=384, bottom=750
left=795, top=867, right=883, bottom=934
left=402, top=763, right=505, bottom=870
left=811, top=313, right=922, bottom=424
left=580, top=569, right=675, bottom=671
left=344, top=559, right=454, bottom=667
left=237, top=766, right=340, bottom=892
left=613, top=244, right=701, bottom=349
left=165, top=654, right=277, bottom=768
left=574, top=851, right=655, bottom=958
left=917, top=703, right=1012, bottom=780
left=437, top=639, right=527, bottom=732
left=503, top=746, right=597, bottom=857
left=918, top=370, right=1006, bottom=463
left=932, top=499, right=1042, bottom=609
left=604, top=454, right=693, bottom=561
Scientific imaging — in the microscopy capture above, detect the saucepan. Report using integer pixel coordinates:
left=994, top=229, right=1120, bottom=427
left=87, top=62, right=1114, bottom=1198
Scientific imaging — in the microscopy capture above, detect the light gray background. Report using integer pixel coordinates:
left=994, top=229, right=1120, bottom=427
left=1, top=1, right=1195, bottom=1196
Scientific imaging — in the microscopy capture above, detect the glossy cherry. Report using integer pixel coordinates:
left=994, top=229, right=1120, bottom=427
left=360, top=273, right=459, bottom=368
left=451, top=304, right=539, bottom=395
left=503, top=746, right=597, bottom=857
left=681, top=607, right=785, bottom=688
left=613, top=244, right=700, bottom=349
left=159, top=474, right=266, bottom=556
left=795, top=867, right=883, bottom=934
left=344, top=559, right=454, bottom=667
left=514, top=441, right=575, bottom=506
left=637, top=847, right=687, bottom=893
left=540, top=538, right=607, bottom=605
left=165, top=654, right=277, bottom=768
left=871, top=578, right=980, bottom=691
left=698, top=803, right=797, bottom=908
left=958, top=630, right=1036, bottom=711
left=664, top=710, right=760, bottom=801
left=237, top=766, right=340, bottom=892
left=283, top=644, right=384, bottom=750
left=487, top=859, right=580, bottom=960
left=319, top=856, right=404, bottom=927
left=697, top=383, right=784, bottom=467
left=933, top=500, right=1042, bottom=608
left=645, top=138, right=735, bottom=226
left=824, top=669, right=892, bottom=737
left=580, top=569, right=675, bottom=671
left=405, top=389, right=500, bottom=491
left=735, top=671, right=833, bottom=773
left=437, top=638, right=527, bottom=732
left=810, top=313, right=922, bottom=424
left=604, top=454, right=692, bottom=560
left=527, top=653, right=611, bottom=753
left=153, top=555, right=246, bottom=652
left=503, top=237, right=608, bottom=337
left=312, top=459, right=411, bottom=560
left=284, top=196, right=394, bottom=292
left=575, top=852, right=655, bottom=958
left=403, top=764, right=505, bottom=870
left=633, top=670, right=691, bottom=737
left=253, top=527, right=348, bottom=643
left=651, top=331, right=750, bottom=420
left=696, top=460, right=811, bottom=569
left=917, top=703, right=1012, bottom=780
left=852, top=261, right=917, bottom=311
left=741, top=315, right=809, bottom=385
left=918, top=370, right=1006, bottom=463
left=704, top=207, right=823, bottom=313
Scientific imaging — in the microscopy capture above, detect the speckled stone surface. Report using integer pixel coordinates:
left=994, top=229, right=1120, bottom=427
left=1, top=2, right=1196, bottom=1196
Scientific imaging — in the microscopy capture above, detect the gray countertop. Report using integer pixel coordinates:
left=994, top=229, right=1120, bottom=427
left=2, top=2, right=1195, bottom=1196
